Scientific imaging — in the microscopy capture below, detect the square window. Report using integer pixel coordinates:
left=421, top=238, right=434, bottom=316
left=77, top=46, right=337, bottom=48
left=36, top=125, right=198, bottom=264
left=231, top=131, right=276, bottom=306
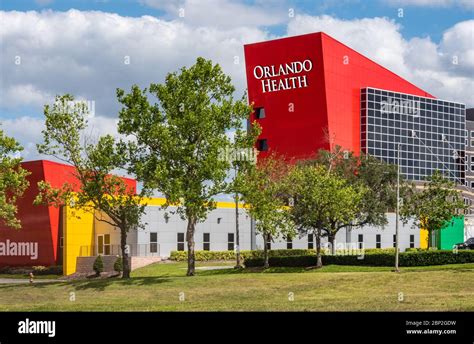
left=255, top=107, right=265, bottom=119
left=257, top=139, right=268, bottom=151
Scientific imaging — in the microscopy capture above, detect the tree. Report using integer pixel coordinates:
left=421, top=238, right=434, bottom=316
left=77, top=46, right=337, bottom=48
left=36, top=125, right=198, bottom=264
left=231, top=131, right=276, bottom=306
left=302, top=147, right=410, bottom=253
left=237, top=154, right=295, bottom=268
left=226, top=135, right=259, bottom=268
left=35, top=94, right=148, bottom=278
left=401, top=170, right=467, bottom=248
left=0, top=127, right=30, bottom=229
left=116, top=57, right=258, bottom=276
left=93, top=255, right=104, bottom=276
left=288, top=164, right=364, bottom=267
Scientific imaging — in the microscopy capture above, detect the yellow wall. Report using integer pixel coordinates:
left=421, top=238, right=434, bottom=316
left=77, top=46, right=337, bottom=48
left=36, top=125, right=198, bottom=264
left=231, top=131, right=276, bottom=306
left=420, top=228, right=429, bottom=249
left=63, top=206, right=95, bottom=275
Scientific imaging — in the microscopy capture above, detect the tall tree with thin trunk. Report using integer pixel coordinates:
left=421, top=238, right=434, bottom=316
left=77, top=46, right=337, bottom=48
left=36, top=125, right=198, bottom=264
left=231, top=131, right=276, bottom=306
left=35, top=94, right=147, bottom=278
left=0, top=127, right=30, bottom=229
left=117, top=57, right=259, bottom=276
left=237, top=154, right=295, bottom=268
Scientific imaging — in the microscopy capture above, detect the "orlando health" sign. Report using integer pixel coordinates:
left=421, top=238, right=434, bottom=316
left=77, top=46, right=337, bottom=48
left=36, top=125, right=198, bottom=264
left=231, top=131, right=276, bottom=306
left=253, top=59, right=313, bottom=93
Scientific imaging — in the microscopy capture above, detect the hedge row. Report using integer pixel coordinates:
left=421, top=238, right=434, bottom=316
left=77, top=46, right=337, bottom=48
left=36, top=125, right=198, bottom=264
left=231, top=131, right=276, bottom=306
left=244, top=250, right=474, bottom=267
left=169, top=249, right=315, bottom=261
left=169, top=248, right=397, bottom=261
left=0, top=265, right=63, bottom=275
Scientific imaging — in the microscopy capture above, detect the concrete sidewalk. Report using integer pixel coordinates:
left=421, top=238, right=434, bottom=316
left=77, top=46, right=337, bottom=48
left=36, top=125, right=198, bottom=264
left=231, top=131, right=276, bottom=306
left=0, top=278, right=62, bottom=284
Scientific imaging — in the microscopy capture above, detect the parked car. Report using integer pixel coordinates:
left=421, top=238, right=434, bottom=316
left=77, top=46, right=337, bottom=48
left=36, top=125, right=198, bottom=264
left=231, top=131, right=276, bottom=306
left=454, top=237, right=474, bottom=250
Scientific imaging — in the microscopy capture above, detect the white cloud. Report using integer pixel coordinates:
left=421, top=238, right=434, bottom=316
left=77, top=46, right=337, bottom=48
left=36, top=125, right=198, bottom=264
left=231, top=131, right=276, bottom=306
left=140, top=0, right=288, bottom=28
left=0, top=9, right=270, bottom=119
left=1, top=114, right=122, bottom=162
left=287, top=15, right=474, bottom=105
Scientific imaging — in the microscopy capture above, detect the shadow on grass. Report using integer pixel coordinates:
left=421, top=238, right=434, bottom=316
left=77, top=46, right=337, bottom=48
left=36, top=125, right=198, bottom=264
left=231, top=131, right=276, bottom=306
left=0, top=276, right=172, bottom=292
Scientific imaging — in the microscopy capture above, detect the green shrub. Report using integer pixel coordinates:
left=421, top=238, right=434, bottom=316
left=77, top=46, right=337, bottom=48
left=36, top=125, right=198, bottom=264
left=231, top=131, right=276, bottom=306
left=169, top=249, right=316, bottom=261
left=169, top=248, right=401, bottom=262
left=244, top=250, right=474, bottom=268
left=93, top=255, right=104, bottom=275
left=114, top=257, right=123, bottom=273
left=32, top=265, right=63, bottom=275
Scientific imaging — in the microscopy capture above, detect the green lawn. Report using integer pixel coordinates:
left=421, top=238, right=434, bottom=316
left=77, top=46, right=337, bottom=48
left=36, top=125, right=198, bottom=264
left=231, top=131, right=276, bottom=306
left=0, top=262, right=473, bottom=311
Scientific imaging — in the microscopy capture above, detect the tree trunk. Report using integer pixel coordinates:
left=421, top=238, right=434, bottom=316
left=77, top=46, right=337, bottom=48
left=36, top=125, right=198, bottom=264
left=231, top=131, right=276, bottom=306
left=428, top=230, right=433, bottom=249
left=120, top=227, right=130, bottom=279
left=235, top=194, right=241, bottom=268
left=186, top=216, right=197, bottom=276
left=315, top=229, right=323, bottom=268
left=328, top=232, right=336, bottom=255
left=263, top=233, right=270, bottom=269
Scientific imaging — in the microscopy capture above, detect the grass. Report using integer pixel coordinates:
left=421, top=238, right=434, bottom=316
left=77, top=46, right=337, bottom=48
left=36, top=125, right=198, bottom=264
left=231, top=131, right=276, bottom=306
left=0, top=262, right=473, bottom=311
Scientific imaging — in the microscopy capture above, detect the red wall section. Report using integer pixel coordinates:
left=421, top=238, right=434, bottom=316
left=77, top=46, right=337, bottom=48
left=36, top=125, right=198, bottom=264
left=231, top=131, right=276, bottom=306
left=0, top=161, right=54, bottom=266
left=0, top=160, right=137, bottom=267
left=244, top=32, right=330, bottom=160
left=244, top=32, right=436, bottom=160
left=320, top=33, right=434, bottom=154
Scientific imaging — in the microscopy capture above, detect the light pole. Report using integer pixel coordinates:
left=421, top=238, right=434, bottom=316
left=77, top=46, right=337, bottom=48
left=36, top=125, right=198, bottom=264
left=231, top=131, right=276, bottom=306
left=395, top=143, right=401, bottom=273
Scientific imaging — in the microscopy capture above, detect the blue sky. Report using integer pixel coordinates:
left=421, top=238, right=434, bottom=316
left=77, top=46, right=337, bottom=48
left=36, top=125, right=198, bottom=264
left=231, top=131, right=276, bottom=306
left=0, top=0, right=473, bottom=163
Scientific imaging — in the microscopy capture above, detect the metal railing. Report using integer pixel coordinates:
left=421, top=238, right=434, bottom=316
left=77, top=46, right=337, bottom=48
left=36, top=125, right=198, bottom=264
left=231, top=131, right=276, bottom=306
left=79, top=244, right=160, bottom=257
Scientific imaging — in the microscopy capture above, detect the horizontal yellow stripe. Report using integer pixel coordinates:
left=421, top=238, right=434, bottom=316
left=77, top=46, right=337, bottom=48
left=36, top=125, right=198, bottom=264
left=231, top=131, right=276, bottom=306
left=141, top=197, right=246, bottom=209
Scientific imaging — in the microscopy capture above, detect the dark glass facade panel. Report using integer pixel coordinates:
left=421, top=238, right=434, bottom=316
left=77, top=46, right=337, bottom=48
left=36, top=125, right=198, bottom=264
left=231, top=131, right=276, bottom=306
left=361, top=87, right=466, bottom=183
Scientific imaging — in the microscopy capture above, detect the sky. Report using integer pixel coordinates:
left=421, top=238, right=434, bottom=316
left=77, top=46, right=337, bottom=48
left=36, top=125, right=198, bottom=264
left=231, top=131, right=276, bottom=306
left=0, top=0, right=473, bottom=165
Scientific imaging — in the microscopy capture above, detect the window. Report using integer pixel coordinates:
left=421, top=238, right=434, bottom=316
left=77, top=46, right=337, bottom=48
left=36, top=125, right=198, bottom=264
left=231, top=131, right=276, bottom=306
left=97, top=234, right=110, bottom=255
left=471, top=139, right=474, bottom=147
left=308, top=234, right=314, bottom=249
left=376, top=234, right=381, bottom=249
left=286, top=237, right=293, bottom=249
left=393, top=234, right=397, bottom=248
left=471, top=156, right=474, bottom=164
left=410, top=235, right=415, bottom=248
left=358, top=234, right=363, bottom=249
left=177, top=233, right=185, bottom=251
left=228, top=233, right=235, bottom=251
left=203, top=233, right=210, bottom=251
left=470, top=130, right=474, bottom=138
left=150, top=232, right=158, bottom=253
left=257, top=139, right=268, bottom=151
left=266, top=240, right=271, bottom=250
left=255, top=107, right=265, bottom=119
left=471, top=182, right=474, bottom=189
left=217, top=217, right=222, bottom=224
left=59, top=237, right=64, bottom=248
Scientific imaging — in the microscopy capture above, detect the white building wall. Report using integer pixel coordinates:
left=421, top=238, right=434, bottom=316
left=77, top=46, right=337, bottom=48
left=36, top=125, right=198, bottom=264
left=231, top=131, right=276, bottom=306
left=96, top=205, right=420, bottom=257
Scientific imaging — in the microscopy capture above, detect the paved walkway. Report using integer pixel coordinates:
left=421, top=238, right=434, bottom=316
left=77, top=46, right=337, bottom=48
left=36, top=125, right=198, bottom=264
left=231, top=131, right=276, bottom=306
left=0, top=278, right=62, bottom=284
